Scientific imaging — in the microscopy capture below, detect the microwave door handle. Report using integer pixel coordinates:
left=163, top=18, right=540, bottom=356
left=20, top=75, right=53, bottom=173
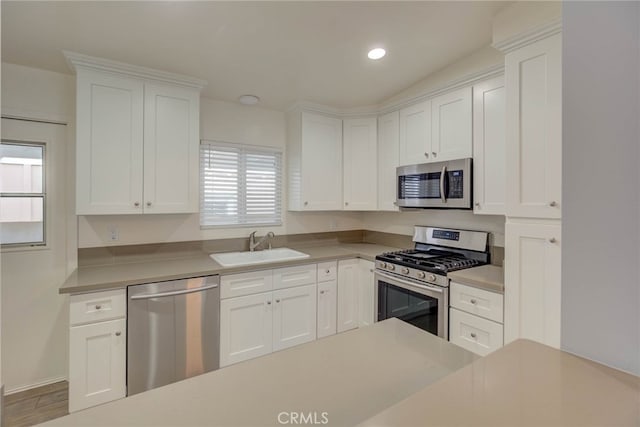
left=440, top=165, right=447, bottom=203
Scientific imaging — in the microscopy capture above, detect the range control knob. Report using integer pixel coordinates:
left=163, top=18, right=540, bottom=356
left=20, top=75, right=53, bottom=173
left=401, top=267, right=409, bottom=274
left=379, top=262, right=387, bottom=269
left=417, top=271, right=426, bottom=279
left=428, top=274, right=436, bottom=282
left=388, top=264, right=395, bottom=271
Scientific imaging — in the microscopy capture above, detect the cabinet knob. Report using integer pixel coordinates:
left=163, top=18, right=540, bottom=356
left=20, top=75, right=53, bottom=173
left=115, top=332, right=121, bottom=336
left=470, top=332, right=477, bottom=339
left=325, top=269, right=330, bottom=274
left=549, top=237, right=557, bottom=244
left=549, top=201, right=558, bottom=207
left=475, top=203, right=480, bottom=208
left=275, top=299, right=281, bottom=303
left=470, top=299, right=477, bottom=305
left=345, top=202, right=349, bottom=206
left=95, top=305, right=102, bottom=310
left=266, top=301, right=272, bottom=305
left=146, top=202, right=152, bottom=207
left=304, top=201, right=308, bottom=206
left=134, top=202, right=140, bottom=207
left=432, top=152, right=437, bottom=157
left=424, top=152, right=429, bottom=158
left=320, top=290, right=325, bottom=295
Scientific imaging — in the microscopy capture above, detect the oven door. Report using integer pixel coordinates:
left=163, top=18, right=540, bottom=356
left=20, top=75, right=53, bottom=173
left=375, top=270, right=448, bottom=339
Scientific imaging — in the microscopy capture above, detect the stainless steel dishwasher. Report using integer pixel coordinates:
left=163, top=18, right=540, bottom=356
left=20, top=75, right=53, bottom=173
left=127, top=275, right=220, bottom=396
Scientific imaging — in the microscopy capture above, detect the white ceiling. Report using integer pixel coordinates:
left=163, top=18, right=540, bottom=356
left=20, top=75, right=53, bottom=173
left=1, top=1, right=508, bottom=110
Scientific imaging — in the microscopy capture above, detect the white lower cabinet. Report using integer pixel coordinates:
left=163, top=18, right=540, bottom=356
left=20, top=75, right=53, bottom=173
left=317, top=280, right=337, bottom=339
left=337, top=259, right=360, bottom=333
left=449, top=282, right=504, bottom=357
left=69, top=289, right=127, bottom=413
left=220, top=264, right=318, bottom=367
left=449, top=308, right=503, bottom=357
left=273, top=284, right=317, bottom=351
left=358, top=260, right=375, bottom=327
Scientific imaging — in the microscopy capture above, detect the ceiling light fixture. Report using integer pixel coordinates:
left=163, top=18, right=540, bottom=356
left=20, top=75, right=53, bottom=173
left=238, top=94, right=260, bottom=105
left=367, top=48, right=386, bottom=60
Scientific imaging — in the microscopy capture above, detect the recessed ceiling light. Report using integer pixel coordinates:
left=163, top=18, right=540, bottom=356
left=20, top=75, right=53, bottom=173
left=238, top=94, right=260, bottom=105
left=367, top=48, right=386, bottom=60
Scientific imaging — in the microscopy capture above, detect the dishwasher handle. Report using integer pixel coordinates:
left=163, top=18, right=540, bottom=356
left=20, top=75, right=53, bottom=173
left=130, top=283, right=219, bottom=300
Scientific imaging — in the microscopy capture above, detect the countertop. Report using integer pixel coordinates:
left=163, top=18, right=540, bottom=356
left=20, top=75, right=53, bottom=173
left=40, top=319, right=477, bottom=427
left=447, top=264, right=504, bottom=293
left=360, top=339, right=640, bottom=426
left=60, top=243, right=398, bottom=294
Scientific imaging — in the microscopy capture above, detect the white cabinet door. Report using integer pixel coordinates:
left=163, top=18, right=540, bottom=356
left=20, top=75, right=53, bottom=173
left=317, top=280, right=337, bottom=339
left=272, top=284, right=317, bottom=351
left=337, top=259, right=359, bottom=333
left=300, top=112, right=343, bottom=210
left=505, top=34, right=562, bottom=219
left=220, top=293, right=273, bottom=367
left=69, top=318, right=126, bottom=412
left=143, top=83, right=200, bottom=213
left=504, top=221, right=561, bottom=348
left=343, top=117, right=377, bottom=210
left=449, top=308, right=504, bottom=357
left=431, top=87, right=472, bottom=161
left=76, top=70, right=144, bottom=214
left=377, top=111, right=400, bottom=211
left=473, top=77, right=506, bottom=215
left=399, top=101, right=431, bottom=166
left=358, top=260, right=375, bottom=327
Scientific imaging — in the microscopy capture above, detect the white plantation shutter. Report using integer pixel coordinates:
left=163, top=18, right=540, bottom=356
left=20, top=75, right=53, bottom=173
left=200, top=141, right=282, bottom=227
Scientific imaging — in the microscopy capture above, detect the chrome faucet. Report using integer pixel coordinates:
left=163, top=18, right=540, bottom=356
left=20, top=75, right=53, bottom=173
left=249, top=231, right=275, bottom=252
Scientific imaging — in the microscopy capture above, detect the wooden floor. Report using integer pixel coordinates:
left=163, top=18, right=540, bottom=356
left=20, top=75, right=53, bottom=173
left=3, top=382, right=69, bottom=427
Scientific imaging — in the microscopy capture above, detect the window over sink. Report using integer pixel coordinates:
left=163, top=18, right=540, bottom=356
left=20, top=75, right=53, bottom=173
left=200, top=140, right=282, bottom=228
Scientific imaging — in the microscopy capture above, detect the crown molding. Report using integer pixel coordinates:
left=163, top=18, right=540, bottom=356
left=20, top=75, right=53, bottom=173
left=492, top=17, right=562, bottom=54
left=63, top=50, right=207, bottom=90
left=287, top=63, right=505, bottom=118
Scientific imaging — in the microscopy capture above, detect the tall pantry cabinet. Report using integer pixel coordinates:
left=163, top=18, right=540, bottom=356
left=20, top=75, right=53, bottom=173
left=497, top=27, right=563, bottom=349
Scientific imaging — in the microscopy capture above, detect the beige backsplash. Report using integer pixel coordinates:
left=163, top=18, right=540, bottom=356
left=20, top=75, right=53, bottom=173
left=78, top=229, right=504, bottom=268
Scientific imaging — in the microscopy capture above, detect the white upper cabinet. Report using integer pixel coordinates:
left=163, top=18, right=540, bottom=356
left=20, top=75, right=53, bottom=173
left=399, top=100, right=431, bottom=166
left=430, top=87, right=472, bottom=161
left=76, top=70, right=144, bottom=215
left=473, top=76, right=506, bottom=215
left=505, top=34, right=562, bottom=219
left=343, top=117, right=377, bottom=211
left=377, top=111, right=400, bottom=211
left=288, top=111, right=343, bottom=211
left=143, top=83, right=200, bottom=213
left=68, top=52, right=205, bottom=215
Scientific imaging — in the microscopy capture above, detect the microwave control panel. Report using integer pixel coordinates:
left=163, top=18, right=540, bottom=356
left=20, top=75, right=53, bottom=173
left=448, top=170, right=464, bottom=199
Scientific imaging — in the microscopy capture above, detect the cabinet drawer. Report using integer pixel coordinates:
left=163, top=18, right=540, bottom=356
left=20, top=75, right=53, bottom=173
left=449, top=308, right=503, bottom=357
left=273, top=264, right=317, bottom=290
left=70, top=289, right=126, bottom=326
left=450, top=281, right=503, bottom=323
left=221, top=270, right=273, bottom=299
left=317, top=261, right=337, bottom=282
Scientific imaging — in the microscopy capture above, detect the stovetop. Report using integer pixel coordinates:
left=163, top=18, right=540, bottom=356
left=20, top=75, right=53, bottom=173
left=376, top=249, right=484, bottom=274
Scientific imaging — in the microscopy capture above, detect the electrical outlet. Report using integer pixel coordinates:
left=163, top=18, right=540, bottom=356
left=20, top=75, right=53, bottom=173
left=108, top=226, right=119, bottom=241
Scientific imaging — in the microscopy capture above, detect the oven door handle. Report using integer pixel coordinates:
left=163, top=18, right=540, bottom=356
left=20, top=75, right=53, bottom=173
left=375, top=271, right=443, bottom=294
left=440, top=165, right=447, bottom=203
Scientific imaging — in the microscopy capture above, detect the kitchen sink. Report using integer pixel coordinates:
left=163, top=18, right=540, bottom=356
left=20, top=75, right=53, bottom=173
left=209, top=247, right=310, bottom=267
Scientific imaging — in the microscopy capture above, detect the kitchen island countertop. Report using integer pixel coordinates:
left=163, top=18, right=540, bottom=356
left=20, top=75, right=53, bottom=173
left=40, top=319, right=477, bottom=426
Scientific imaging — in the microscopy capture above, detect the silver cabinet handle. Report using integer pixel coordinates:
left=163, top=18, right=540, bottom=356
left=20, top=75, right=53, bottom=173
left=130, top=283, right=219, bottom=300
left=115, top=332, right=121, bottom=336
left=470, top=299, right=477, bottom=305
left=549, top=201, right=557, bottom=207
left=424, top=152, right=429, bottom=158
left=134, top=202, right=140, bottom=207
left=549, top=237, right=557, bottom=244
left=95, top=305, right=102, bottom=310
left=439, top=165, right=447, bottom=203
left=146, top=202, right=152, bottom=207
left=432, top=152, right=437, bottom=157
left=470, top=332, right=477, bottom=339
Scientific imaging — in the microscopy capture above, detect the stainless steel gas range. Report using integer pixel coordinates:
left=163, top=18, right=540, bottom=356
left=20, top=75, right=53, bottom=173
left=375, top=226, right=490, bottom=340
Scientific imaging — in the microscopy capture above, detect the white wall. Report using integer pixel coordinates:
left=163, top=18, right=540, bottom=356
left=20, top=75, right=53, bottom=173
left=78, top=97, right=363, bottom=248
left=561, top=1, right=640, bottom=376
left=1, top=62, right=76, bottom=392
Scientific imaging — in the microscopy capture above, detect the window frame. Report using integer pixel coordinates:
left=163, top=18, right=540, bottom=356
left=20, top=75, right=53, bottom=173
left=199, top=140, right=283, bottom=229
left=0, top=139, right=47, bottom=249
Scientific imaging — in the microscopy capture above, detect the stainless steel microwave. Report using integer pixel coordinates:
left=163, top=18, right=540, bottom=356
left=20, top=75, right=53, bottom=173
left=396, top=158, right=472, bottom=209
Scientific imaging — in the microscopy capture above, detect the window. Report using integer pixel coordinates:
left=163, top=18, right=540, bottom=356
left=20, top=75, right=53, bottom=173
left=0, top=141, right=46, bottom=246
left=200, top=141, right=282, bottom=227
